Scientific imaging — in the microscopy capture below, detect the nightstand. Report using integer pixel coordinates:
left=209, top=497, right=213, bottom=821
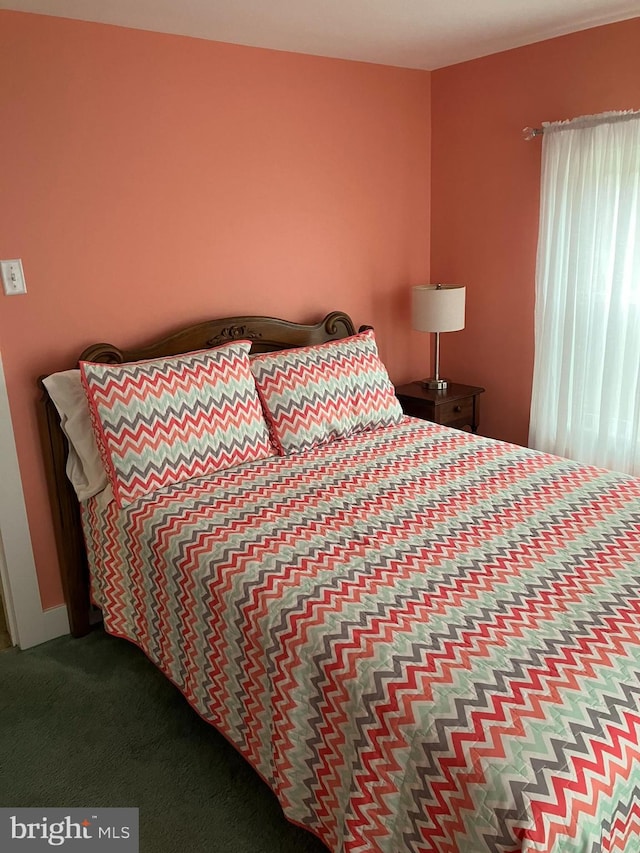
left=395, top=382, right=485, bottom=433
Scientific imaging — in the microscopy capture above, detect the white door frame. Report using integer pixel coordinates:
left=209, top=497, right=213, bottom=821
left=0, top=351, right=69, bottom=648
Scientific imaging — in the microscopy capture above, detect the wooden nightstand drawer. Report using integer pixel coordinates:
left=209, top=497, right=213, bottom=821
left=395, top=382, right=485, bottom=433
left=435, top=397, right=474, bottom=427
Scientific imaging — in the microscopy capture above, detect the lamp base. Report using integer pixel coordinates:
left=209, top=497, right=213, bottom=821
left=421, top=377, right=449, bottom=390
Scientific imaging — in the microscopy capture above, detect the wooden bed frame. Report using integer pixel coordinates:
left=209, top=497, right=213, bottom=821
left=38, top=311, right=358, bottom=638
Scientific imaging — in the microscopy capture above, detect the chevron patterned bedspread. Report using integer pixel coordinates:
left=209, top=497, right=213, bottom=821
left=83, top=417, right=640, bottom=852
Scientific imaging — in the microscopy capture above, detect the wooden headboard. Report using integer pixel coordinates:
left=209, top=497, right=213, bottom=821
left=38, top=311, right=358, bottom=637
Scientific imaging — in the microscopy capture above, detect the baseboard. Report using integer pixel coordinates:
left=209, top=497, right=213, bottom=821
left=17, top=604, right=70, bottom=650
left=40, top=604, right=71, bottom=642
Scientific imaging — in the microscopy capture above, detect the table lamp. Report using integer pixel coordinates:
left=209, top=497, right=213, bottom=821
left=412, top=284, right=466, bottom=390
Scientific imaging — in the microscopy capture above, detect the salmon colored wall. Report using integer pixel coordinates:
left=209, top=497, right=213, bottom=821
left=0, top=11, right=431, bottom=609
left=431, top=17, right=640, bottom=446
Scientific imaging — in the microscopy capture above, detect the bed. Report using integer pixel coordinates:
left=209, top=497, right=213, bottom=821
left=39, top=311, right=640, bottom=853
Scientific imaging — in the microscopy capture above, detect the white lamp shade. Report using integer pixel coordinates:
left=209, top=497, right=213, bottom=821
left=412, top=285, right=466, bottom=333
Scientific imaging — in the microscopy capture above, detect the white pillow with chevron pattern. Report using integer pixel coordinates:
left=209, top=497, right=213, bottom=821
left=251, top=329, right=403, bottom=456
left=80, top=341, right=275, bottom=507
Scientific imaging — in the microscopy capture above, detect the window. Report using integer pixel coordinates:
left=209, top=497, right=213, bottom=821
left=529, top=112, right=640, bottom=476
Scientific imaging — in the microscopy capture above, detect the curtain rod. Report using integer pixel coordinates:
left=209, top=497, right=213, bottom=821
left=523, top=109, right=640, bottom=142
left=523, top=126, right=543, bottom=141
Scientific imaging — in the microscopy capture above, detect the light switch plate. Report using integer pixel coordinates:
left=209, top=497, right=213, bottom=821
left=1, top=259, right=27, bottom=296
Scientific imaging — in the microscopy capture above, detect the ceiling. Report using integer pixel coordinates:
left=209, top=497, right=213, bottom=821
left=1, top=0, right=639, bottom=70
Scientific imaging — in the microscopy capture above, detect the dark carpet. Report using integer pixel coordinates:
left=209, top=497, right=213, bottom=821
left=0, top=628, right=329, bottom=852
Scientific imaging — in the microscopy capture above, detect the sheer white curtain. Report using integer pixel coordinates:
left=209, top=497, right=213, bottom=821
left=529, top=111, right=640, bottom=476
